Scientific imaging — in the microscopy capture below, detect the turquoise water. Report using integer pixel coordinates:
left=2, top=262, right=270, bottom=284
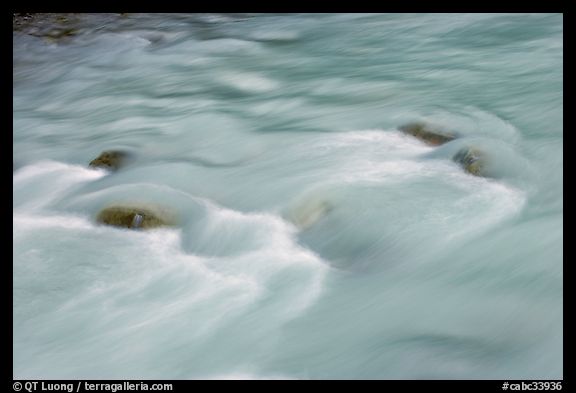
left=13, top=13, right=563, bottom=379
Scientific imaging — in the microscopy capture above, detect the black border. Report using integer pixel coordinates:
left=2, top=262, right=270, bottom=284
left=11, top=6, right=567, bottom=388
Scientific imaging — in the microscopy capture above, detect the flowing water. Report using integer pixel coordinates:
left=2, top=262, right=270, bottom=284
left=13, top=13, right=563, bottom=379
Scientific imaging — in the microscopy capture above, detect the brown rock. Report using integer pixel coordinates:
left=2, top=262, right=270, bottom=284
left=96, top=205, right=176, bottom=230
left=453, top=147, right=486, bottom=176
left=398, top=122, right=457, bottom=146
left=89, top=150, right=128, bottom=171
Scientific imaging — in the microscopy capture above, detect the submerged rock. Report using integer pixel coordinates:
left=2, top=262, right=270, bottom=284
left=89, top=150, right=128, bottom=171
left=398, top=122, right=457, bottom=146
left=453, top=147, right=486, bottom=176
left=286, top=198, right=333, bottom=230
left=96, top=205, right=176, bottom=230
left=43, top=27, right=78, bottom=41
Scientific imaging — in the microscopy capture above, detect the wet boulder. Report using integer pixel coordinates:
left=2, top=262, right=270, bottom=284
left=96, top=205, right=176, bottom=230
left=398, top=122, right=457, bottom=146
left=89, top=150, right=128, bottom=171
left=453, top=147, right=486, bottom=176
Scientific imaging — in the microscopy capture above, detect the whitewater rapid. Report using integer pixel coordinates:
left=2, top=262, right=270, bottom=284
left=13, top=13, right=562, bottom=379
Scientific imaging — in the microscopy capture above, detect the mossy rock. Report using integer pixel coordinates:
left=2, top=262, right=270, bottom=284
left=398, top=122, right=457, bottom=146
left=96, top=205, right=176, bottom=230
left=453, top=147, right=485, bottom=176
left=89, top=150, right=128, bottom=171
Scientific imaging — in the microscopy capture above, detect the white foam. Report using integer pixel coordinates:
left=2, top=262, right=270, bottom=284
left=250, top=29, right=301, bottom=42
left=89, top=31, right=155, bottom=50
left=322, top=129, right=429, bottom=146
left=22, top=217, right=267, bottom=342
left=14, top=161, right=107, bottom=211
left=13, top=212, right=95, bottom=232
left=306, top=129, right=432, bottom=158
left=197, top=14, right=237, bottom=24
left=13, top=160, right=106, bottom=183
left=193, top=38, right=263, bottom=54
left=14, top=197, right=329, bottom=339
left=197, top=201, right=329, bottom=316
left=216, top=72, right=280, bottom=93
left=335, top=159, right=432, bottom=185
left=445, top=179, right=527, bottom=242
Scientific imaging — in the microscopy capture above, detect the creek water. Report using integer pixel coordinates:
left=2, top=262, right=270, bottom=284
left=13, top=13, right=563, bottom=379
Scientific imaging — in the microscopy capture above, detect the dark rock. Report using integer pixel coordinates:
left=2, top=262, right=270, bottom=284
left=13, top=13, right=36, bottom=30
left=453, top=147, right=485, bottom=176
left=398, top=122, right=457, bottom=146
left=13, top=13, right=81, bottom=41
left=96, top=205, right=176, bottom=230
left=13, top=13, right=34, bottom=18
left=89, top=150, right=128, bottom=171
